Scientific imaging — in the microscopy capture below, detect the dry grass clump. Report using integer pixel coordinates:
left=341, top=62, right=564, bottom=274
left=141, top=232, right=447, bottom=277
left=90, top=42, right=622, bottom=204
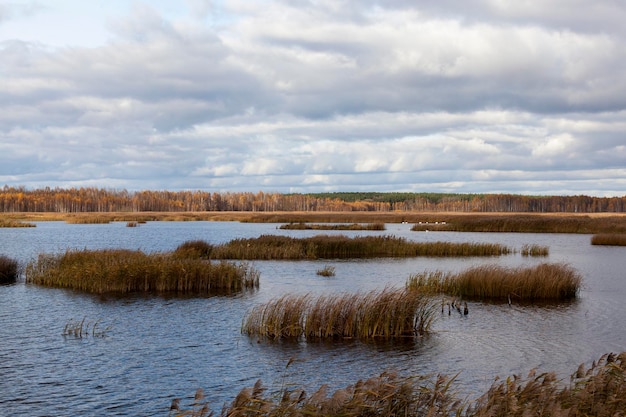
left=520, top=244, right=549, bottom=256
left=207, top=235, right=511, bottom=260
left=279, top=222, right=386, bottom=231
left=242, top=288, right=437, bottom=340
left=316, top=265, right=336, bottom=277
left=65, top=216, right=111, bottom=224
left=172, top=352, right=626, bottom=417
left=407, top=263, right=581, bottom=301
left=0, top=255, right=19, bottom=284
left=25, top=249, right=259, bottom=295
left=591, top=233, right=626, bottom=246
left=0, top=218, right=36, bottom=227
left=469, top=352, right=626, bottom=417
left=174, top=240, right=215, bottom=259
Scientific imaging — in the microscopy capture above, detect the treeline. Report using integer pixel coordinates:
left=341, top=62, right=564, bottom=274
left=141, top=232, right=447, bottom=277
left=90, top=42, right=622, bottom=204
left=1, top=186, right=625, bottom=213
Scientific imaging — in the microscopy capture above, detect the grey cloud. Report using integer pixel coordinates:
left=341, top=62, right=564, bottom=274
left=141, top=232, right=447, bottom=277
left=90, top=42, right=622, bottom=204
left=2, top=1, right=626, bottom=196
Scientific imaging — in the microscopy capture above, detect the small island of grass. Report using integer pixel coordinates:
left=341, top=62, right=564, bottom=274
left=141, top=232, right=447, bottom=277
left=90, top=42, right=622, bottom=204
left=407, top=263, right=581, bottom=301
left=175, top=235, right=512, bottom=260
left=25, top=248, right=259, bottom=295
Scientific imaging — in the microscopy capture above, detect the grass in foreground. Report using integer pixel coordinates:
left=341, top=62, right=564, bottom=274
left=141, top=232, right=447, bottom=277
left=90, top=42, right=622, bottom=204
left=242, top=288, right=437, bottom=340
left=25, top=249, right=259, bottom=295
left=172, top=351, right=626, bottom=417
left=591, top=233, right=626, bottom=246
left=406, top=263, right=581, bottom=301
left=176, top=235, right=512, bottom=260
left=0, top=255, right=19, bottom=284
left=279, top=222, right=386, bottom=230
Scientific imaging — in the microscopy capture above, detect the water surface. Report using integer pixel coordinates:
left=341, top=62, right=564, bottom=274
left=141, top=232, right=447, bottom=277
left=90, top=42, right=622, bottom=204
left=1, top=221, right=625, bottom=415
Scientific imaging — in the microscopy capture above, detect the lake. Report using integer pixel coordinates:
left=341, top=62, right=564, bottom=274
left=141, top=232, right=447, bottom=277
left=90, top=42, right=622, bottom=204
left=1, top=221, right=625, bottom=415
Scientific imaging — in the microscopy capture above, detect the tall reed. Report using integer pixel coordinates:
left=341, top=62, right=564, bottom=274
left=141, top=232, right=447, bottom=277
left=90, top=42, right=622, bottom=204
left=242, top=288, right=437, bottom=340
left=279, top=223, right=386, bottom=230
left=520, top=244, right=549, bottom=256
left=407, top=263, right=581, bottom=301
left=25, top=249, right=259, bottom=295
left=197, top=235, right=511, bottom=260
left=172, top=351, right=626, bottom=417
left=0, top=255, right=19, bottom=284
left=65, top=216, right=111, bottom=224
left=590, top=233, right=626, bottom=246
left=0, top=219, right=36, bottom=228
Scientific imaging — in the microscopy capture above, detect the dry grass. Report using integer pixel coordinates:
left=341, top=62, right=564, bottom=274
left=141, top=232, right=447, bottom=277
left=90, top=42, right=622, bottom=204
left=202, top=235, right=511, bottom=260
left=242, top=288, right=437, bottom=340
left=4, top=211, right=626, bottom=233
left=25, top=249, right=259, bottom=295
left=520, top=244, right=549, bottom=256
left=174, top=240, right=215, bottom=259
left=65, top=216, right=112, bottom=224
left=172, top=351, right=626, bottom=417
left=407, top=263, right=581, bottom=301
left=591, top=233, right=626, bottom=246
left=279, top=222, right=386, bottom=230
left=469, top=352, right=626, bottom=417
left=316, top=265, right=336, bottom=277
left=0, top=255, right=19, bottom=284
left=0, top=218, right=35, bottom=227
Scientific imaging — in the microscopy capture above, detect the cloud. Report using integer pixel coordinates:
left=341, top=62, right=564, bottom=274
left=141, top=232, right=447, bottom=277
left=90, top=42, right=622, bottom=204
left=1, top=1, right=625, bottom=196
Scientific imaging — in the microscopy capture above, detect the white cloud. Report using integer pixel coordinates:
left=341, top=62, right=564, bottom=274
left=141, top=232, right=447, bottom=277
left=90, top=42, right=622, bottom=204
left=1, top=0, right=625, bottom=196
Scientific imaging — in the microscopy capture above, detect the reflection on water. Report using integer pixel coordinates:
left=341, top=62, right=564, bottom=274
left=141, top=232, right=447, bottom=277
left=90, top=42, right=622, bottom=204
left=1, top=222, right=626, bottom=415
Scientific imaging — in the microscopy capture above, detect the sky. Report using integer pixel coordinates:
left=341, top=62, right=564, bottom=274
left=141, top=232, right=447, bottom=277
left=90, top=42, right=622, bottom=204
left=1, top=1, right=625, bottom=196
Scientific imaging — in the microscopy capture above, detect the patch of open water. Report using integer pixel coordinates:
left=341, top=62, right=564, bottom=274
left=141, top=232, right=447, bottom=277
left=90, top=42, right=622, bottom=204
left=1, top=222, right=625, bottom=415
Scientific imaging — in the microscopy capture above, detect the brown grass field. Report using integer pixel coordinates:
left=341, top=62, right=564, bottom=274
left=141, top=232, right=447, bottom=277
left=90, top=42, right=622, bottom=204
left=3, top=211, right=626, bottom=233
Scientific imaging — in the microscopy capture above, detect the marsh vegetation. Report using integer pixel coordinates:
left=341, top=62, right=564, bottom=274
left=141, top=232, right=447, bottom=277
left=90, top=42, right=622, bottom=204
left=175, top=235, right=512, bottom=260
left=0, top=255, right=19, bottom=284
left=173, top=351, right=626, bottom=417
left=242, top=288, right=437, bottom=340
left=406, top=263, right=581, bottom=301
left=25, top=249, right=259, bottom=295
left=590, top=233, right=626, bottom=246
left=279, top=222, right=386, bottom=230
left=0, top=218, right=35, bottom=228
left=63, top=317, right=112, bottom=338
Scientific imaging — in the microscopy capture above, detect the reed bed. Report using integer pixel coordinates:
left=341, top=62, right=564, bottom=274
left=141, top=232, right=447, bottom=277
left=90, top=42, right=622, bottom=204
left=173, top=240, right=215, bottom=259
left=0, top=218, right=35, bottom=227
left=407, top=263, right=581, bottom=301
left=422, top=214, right=626, bottom=234
left=242, top=288, right=437, bottom=340
left=199, top=235, right=511, bottom=260
left=65, top=216, right=111, bottom=224
left=172, top=351, right=626, bottom=417
left=279, top=222, right=386, bottom=230
left=0, top=255, right=19, bottom=284
left=520, top=244, right=549, bottom=256
left=25, top=249, right=259, bottom=295
left=591, top=233, right=626, bottom=246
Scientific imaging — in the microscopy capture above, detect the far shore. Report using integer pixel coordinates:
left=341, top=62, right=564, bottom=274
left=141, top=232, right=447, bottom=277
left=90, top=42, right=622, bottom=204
left=3, top=210, right=626, bottom=222
left=2, top=211, right=626, bottom=233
